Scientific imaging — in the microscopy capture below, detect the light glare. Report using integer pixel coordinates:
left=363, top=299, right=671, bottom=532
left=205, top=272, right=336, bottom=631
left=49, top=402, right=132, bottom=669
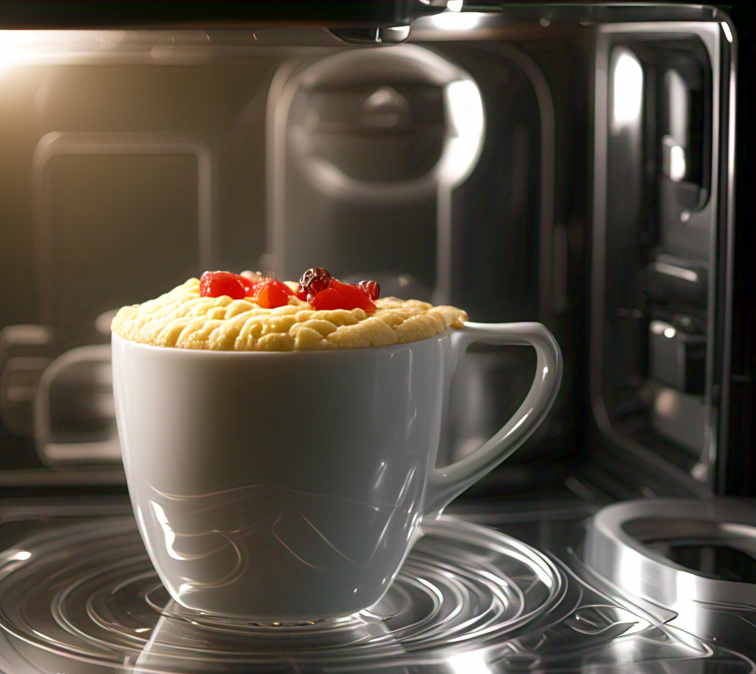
left=448, top=650, right=493, bottom=674
left=430, top=11, right=484, bottom=31
left=611, top=51, right=644, bottom=131
left=437, top=79, right=484, bottom=185
left=721, top=21, right=733, bottom=43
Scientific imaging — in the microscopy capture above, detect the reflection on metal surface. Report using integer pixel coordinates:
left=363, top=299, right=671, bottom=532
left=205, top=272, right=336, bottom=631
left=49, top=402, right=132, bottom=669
left=665, top=137, right=688, bottom=182
left=584, top=498, right=756, bottom=654
left=33, top=344, right=120, bottom=464
left=721, top=21, right=734, bottom=43
left=269, top=42, right=485, bottom=311
left=0, top=509, right=753, bottom=672
left=611, top=48, right=643, bottom=132
left=428, top=11, right=485, bottom=31
left=277, top=45, right=484, bottom=202
left=0, top=325, right=52, bottom=436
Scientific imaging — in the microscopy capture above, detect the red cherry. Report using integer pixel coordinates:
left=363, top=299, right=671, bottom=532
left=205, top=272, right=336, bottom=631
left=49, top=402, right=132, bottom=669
left=199, top=271, right=248, bottom=300
left=357, top=280, right=380, bottom=301
left=253, top=278, right=294, bottom=308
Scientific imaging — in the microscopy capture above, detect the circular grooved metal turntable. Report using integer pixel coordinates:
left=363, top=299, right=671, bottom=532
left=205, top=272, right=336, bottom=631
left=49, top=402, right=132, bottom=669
left=0, top=510, right=752, bottom=673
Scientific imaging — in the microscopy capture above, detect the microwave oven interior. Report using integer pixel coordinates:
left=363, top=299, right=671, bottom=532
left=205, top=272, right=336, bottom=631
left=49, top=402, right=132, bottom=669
left=0, top=2, right=745, bottom=506
left=0, top=2, right=755, bottom=672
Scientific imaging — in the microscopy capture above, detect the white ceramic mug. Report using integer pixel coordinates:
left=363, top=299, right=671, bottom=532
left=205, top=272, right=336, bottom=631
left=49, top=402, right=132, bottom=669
left=112, top=322, right=561, bottom=621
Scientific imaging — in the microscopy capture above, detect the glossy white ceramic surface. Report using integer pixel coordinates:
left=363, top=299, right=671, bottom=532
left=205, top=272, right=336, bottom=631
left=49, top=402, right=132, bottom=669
left=112, top=322, right=560, bottom=620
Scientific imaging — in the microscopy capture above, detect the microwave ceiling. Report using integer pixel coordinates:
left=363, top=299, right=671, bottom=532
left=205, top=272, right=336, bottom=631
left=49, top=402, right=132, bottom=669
left=0, top=1, right=448, bottom=29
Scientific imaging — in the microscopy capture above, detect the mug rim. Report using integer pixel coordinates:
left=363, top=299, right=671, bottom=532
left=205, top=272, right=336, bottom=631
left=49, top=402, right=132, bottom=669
left=111, top=329, right=451, bottom=356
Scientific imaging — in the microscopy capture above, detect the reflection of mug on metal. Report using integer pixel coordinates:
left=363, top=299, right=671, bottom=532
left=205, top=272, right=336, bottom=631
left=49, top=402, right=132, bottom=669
left=132, top=599, right=409, bottom=673
left=113, top=320, right=560, bottom=621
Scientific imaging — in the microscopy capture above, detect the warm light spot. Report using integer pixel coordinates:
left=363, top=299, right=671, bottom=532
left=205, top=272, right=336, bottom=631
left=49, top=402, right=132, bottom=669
left=10, top=550, right=31, bottom=562
left=611, top=50, right=644, bottom=131
left=429, top=11, right=484, bottom=31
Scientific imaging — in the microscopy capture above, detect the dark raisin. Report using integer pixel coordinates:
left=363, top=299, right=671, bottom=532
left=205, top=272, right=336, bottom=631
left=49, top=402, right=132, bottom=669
left=298, top=267, right=333, bottom=297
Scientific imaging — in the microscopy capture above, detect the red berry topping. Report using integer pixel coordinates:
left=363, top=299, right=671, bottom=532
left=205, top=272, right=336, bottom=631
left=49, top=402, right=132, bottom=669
left=199, top=271, right=293, bottom=308
left=310, top=279, right=376, bottom=313
left=199, top=271, right=248, bottom=300
left=199, top=269, right=379, bottom=312
left=357, top=280, right=380, bottom=301
left=253, top=278, right=294, bottom=309
left=334, top=280, right=377, bottom=312
left=309, top=287, right=343, bottom=311
left=298, top=267, right=333, bottom=298
left=239, top=272, right=262, bottom=295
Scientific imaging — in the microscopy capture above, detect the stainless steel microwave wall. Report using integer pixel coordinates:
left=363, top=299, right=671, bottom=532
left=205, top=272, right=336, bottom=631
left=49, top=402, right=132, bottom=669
left=0, top=4, right=746, bottom=504
left=591, top=20, right=735, bottom=493
left=0, top=4, right=755, bottom=672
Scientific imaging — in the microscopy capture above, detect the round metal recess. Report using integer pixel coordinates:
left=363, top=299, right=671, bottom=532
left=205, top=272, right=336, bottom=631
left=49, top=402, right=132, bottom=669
left=584, top=498, right=756, bottom=652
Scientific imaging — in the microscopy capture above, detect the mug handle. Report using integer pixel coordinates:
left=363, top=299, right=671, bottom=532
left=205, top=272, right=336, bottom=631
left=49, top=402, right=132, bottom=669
left=424, top=321, right=562, bottom=515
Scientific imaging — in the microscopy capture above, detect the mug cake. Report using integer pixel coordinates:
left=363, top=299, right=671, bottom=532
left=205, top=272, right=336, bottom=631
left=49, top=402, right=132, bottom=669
left=111, top=268, right=468, bottom=351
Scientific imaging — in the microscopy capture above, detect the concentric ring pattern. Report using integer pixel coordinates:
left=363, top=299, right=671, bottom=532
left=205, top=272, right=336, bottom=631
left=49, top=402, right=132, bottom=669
left=0, top=515, right=567, bottom=672
left=0, top=513, right=752, bottom=673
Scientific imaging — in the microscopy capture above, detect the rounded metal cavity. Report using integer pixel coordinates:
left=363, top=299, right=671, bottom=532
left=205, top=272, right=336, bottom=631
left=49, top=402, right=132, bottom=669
left=584, top=498, right=756, bottom=649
